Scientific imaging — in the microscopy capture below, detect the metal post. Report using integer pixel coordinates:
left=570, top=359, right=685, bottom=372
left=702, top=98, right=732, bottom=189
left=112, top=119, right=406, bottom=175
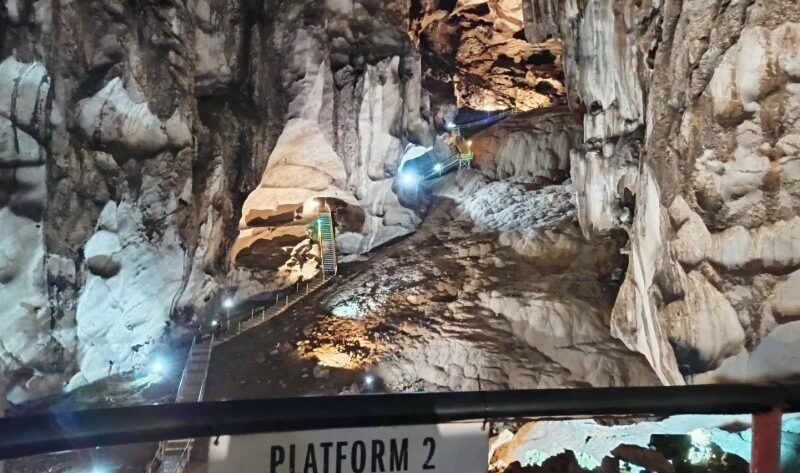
left=238, top=322, right=241, bottom=334
left=261, top=309, right=265, bottom=322
left=251, top=308, right=254, bottom=320
left=306, top=283, right=310, bottom=295
left=752, top=409, right=782, bottom=473
left=285, top=295, right=289, bottom=308
left=275, top=294, right=279, bottom=304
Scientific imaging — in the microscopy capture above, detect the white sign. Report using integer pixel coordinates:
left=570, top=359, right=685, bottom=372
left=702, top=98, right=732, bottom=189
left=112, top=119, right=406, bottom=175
left=209, top=423, right=488, bottom=473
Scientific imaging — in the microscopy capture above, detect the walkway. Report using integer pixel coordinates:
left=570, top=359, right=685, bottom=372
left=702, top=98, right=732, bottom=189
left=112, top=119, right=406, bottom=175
left=147, top=207, right=338, bottom=473
left=214, top=207, right=338, bottom=346
left=148, top=336, right=213, bottom=473
left=423, top=152, right=473, bottom=181
left=212, top=274, right=334, bottom=347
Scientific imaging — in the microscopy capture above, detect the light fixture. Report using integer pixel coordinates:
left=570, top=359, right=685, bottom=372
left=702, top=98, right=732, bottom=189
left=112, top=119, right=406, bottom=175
left=305, top=199, right=320, bottom=214
left=150, top=359, right=166, bottom=376
left=687, top=428, right=713, bottom=464
left=445, top=122, right=455, bottom=129
left=222, top=297, right=234, bottom=309
left=211, top=320, right=219, bottom=326
left=689, top=428, right=711, bottom=446
left=400, top=172, right=418, bottom=187
left=433, top=163, right=443, bottom=172
left=466, top=140, right=473, bottom=147
left=364, top=374, right=375, bottom=385
left=90, top=465, right=109, bottom=473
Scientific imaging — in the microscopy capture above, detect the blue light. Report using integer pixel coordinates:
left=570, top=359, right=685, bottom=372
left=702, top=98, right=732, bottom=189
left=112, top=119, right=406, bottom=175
left=445, top=122, right=455, bottom=129
left=150, top=358, right=166, bottom=377
left=400, top=172, right=418, bottom=187
left=433, top=163, right=443, bottom=172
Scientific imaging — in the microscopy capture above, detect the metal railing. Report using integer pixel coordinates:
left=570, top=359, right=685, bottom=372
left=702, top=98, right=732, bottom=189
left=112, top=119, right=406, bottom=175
left=211, top=271, right=334, bottom=343
left=145, top=334, right=214, bottom=473
left=424, top=152, right=474, bottom=181
left=3, top=384, right=799, bottom=461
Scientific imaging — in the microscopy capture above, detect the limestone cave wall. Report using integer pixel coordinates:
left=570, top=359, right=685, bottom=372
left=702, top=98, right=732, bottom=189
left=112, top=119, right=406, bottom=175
left=522, top=0, right=800, bottom=384
left=2, top=0, right=800, bottom=410
left=0, top=0, right=430, bottom=403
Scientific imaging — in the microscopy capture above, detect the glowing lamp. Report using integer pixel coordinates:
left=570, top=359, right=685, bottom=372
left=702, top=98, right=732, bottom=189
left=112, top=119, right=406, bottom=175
left=687, top=428, right=713, bottom=464
left=445, top=122, right=455, bottom=129
left=364, top=374, right=375, bottom=385
left=466, top=140, right=473, bottom=147
left=433, top=163, right=443, bottom=172
left=305, top=199, right=320, bottom=214
left=150, top=359, right=166, bottom=376
left=400, top=172, right=418, bottom=187
left=222, top=298, right=235, bottom=309
left=689, top=428, right=711, bottom=446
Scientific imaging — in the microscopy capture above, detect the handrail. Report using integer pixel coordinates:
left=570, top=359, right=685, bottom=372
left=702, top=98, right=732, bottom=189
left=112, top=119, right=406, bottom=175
left=325, top=210, right=338, bottom=275
left=211, top=271, right=334, bottom=345
left=2, top=384, right=799, bottom=460
left=173, top=336, right=197, bottom=402
left=149, top=333, right=214, bottom=473
left=173, top=439, right=194, bottom=473
left=197, top=334, right=214, bottom=401
left=211, top=280, right=307, bottom=337
left=144, top=442, right=163, bottom=473
left=424, top=152, right=473, bottom=180
left=316, top=209, right=337, bottom=275
left=450, top=109, right=516, bottom=130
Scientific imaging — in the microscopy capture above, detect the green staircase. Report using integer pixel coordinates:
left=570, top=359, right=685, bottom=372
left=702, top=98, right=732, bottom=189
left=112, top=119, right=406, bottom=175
left=318, top=210, right=338, bottom=275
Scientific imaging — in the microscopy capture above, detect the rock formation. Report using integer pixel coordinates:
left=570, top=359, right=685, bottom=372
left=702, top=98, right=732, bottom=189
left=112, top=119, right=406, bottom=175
left=410, top=0, right=565, bottom=111
left=0, top=0, right=798, bottom=424
left=233, top=50, right=433, bottom=266
left=0, top=0, right=432, bottom=402
left=2, top=0, right=800, bottom=472
left=520, top=0, right=800, bottom=386
left=469, top=106, right=581, bottom=182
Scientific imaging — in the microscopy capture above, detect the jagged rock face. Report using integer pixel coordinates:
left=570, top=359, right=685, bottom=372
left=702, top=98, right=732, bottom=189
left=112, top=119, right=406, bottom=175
left=0, top=57, right=55, bottom=405
left=0, top=0, right=797, bottom=414
left=234, top=48, right=433, bottom=267
left=314, top=169, right=659, bottom=391
left=0, top=0, right=424, bottom=403
left=491, top=415, right=800, bottom=472
left=410, top=0, right=565, bottom=111
left=522, top=0, right=800, bottom=384
left=469, top=107, right=581, bottom=182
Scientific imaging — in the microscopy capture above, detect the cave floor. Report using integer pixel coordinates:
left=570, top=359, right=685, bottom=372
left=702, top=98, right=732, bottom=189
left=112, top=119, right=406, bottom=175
left=5, top=176, right=660, bottom=473
left=205, top=176, right=660, bottom=400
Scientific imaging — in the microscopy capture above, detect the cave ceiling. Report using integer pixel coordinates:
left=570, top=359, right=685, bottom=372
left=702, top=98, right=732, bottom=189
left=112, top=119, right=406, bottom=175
left=409, top=0, right=566, bottom=111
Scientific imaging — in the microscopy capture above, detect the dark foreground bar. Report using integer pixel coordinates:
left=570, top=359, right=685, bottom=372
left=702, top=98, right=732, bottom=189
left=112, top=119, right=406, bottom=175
left=1, top=383, right=799, bottom=460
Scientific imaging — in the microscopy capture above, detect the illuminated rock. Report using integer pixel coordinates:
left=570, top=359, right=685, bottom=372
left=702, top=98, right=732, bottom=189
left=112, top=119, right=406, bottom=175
left=76, top=78, right=191, bottom=155
left=235, top=48, right=429, bottom=267
left=470, top=108, right=580, bottom=182
left=410, top=0, right=565, bottom=111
